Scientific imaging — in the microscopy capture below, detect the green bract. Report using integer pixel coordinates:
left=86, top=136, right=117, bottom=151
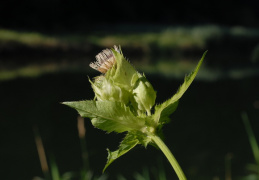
left=90, top=76, right=131, bottom=104
left=63, top=45, right=207, bottom=180
left=132, top=74, right=156, bottom=115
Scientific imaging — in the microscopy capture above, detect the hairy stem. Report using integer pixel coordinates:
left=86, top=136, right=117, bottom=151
left=150, top=134, right=187, bottom=180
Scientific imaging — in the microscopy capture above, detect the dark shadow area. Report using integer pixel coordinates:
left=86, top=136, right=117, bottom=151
left=1, top=0, right=259, bottom=179
left=0, top=72, right=258, bottom=179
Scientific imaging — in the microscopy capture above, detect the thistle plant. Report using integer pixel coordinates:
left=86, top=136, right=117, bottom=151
left=63, top=45, right=207, bottom=180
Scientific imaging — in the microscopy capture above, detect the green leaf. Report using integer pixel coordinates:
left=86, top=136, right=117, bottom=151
left=62, top=100, right=145, bottom=133
left=153, top=51, right=207, bottom=124
left=154, top=101, right=179, bottom=125
left=103, top=132, right=139, bottom=172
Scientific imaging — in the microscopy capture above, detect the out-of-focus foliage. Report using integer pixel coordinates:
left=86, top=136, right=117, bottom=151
left=1, top=25, right=259, bottom=57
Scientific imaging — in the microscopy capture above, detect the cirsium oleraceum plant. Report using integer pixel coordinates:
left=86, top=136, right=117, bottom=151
left=63, top=45, right=207, bottom=180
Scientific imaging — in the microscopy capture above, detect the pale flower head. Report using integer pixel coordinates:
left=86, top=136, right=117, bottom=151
left=90, top=45, right=121, bottom=73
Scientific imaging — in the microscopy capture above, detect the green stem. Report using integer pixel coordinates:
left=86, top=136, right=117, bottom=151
left=150, top=134, right=187, bottom=180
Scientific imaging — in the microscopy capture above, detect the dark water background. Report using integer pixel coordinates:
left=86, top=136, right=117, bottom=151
left=1, top=0, right=259, bottom=178
left=0, top=68, right=258, bottom=179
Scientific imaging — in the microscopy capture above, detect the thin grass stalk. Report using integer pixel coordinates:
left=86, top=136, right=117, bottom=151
left=33, top=126, right=51, bottom=180
left=77, top=116, right=90, bottom=178
left=242, top=112, right=259, bottom=175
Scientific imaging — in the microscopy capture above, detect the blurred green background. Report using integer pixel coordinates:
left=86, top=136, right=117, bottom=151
left=1, top=0, right=259, bottom=179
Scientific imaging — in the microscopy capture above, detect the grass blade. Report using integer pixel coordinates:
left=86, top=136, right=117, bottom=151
left=241, top=112, right=259, bottom=168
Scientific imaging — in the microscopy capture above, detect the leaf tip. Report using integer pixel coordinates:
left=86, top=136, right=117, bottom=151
left=61, top=101, right=76, bottom=109
left=202, top=50, right=208, bottom=59
left=102, top=148, right=112, bottom=173
left=61, top=101, right=70, bottom=106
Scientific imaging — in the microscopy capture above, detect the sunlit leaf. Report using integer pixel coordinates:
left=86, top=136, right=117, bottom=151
left=153, top=51, right=207, bottom=124
left=63, top=100, right=145, bottom=133
left=103, top=132, right=139, bottom=172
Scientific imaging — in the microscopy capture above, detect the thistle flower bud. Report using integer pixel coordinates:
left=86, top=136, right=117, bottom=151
left=90, top=76, right=130, bottom=104
left=132, top=74, right=156, bottom=115
left=89, top=45, right=156, bottom=114
left=89, top=45, right=139, bottom=90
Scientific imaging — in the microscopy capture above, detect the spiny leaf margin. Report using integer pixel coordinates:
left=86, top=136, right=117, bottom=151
left=153, top=50, right=207, bottom=124
left=103, top=132, right=140, bottom=172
